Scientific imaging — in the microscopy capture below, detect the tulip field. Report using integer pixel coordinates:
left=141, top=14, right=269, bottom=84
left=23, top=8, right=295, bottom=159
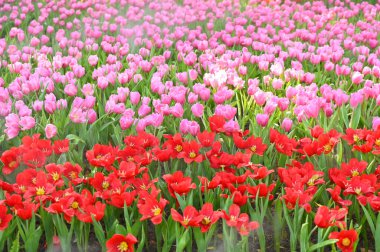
left=1, top=0, right=380, bottom=251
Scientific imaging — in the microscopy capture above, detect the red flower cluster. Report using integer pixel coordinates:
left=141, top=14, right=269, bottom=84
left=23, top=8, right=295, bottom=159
left=1, top=117, right=380, bottom=250
left=343, top=128, right=380, bottom=154
left=1, top=135, right=69, bottom=174
left=279, top=161, right=324, bottom=212
left=171, top=203, right=258, bottom=235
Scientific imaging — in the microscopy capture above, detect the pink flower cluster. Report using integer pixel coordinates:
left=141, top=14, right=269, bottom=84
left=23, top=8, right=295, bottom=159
left=0, top=0, right=380, bottom=141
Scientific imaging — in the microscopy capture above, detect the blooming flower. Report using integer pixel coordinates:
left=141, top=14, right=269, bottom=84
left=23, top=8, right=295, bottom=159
left=329, top=229, right=358, bottom=252
left=106, top=234, right=138, bottom=252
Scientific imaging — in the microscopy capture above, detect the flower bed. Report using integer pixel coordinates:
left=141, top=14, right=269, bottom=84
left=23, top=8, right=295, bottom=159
left=1, top=0, right=380, bottom=251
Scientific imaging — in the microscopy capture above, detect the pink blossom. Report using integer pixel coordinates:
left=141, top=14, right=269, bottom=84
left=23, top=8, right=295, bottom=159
left=120, top=115, right=134, bottom=130
left=88, top=55, right=98, bottom=66
left=19, top=116, right=35, bottom=130
left=97, top=76, right=109, bottom=90
left=215, top=105, right=236, bottom=120
left=256, top=114, right=269, bottom=127
left=351, top=71, right=363, bottom=85
left=70, top=108, right=87, bottom=124
left=32, top=100, right=43, bottom=111
left=373, top=117, right=380, bottom=130
left=138, top=104, right=151, bottom=117
left=64, top=84, right=77, bottom=96
left=130, top=92, right=141, bottom=105
left=45, top=124, right=57, bottom=139
left=170, top=103, right=184, bottom=118
left=191, top=103, right=204, bottom=117
left=281, top=118, right=293, bottom=132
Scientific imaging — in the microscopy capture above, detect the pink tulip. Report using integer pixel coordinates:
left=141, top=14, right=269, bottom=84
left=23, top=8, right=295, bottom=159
left=88, top=55, right=98, bottom=66
left=191, top=103, right=204, bottom=117
left=130, top=92, right=141, bottom=105
left=373, top=117, right=380, bottom=130
left=64, top=84, right=77, bottom=96
left=45, top=124, right=57, bottom=139
left=97, top=76, right=109, bottom=90
left=256, top=114, right=269, bottom=127
left=19, top=116, right=35, bottom=130
left=120, top=115, right=134, bottom=130
left=138, top=104, right=151, bottom=117
left=351, top=71, right=363, bottom=85
left=272, top=78, right=284, bottom=90
left=281, top=118, right=293, bottom=132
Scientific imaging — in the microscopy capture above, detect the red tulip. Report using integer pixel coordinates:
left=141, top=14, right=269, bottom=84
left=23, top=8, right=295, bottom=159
left=329, top=229, right=358, bottom=252
left=0, top=205, right=12, bottom=231
left=106, top=234, right=138, bottom=252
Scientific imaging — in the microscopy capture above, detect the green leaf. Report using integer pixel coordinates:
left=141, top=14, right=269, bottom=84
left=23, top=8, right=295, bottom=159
left=300, top=222, right=309, bottom=252
left=131, top=221, right=142, bottom=236
left=0, top=219, right=16, bottom=251
left=136, top=225, right=146, bottom=252
left=9, top=233, right=19, bottom=252
left=52, top=215, right=68, bottom=238
left=92, top=218, right=106, bottom=252
left=56, top=154, right=67, bottom=164
left=340, top=106, right=349, bottom=129
left=115, top=224, right=127, bottom=235
left=176, top=229, right=190, bottom=252
left=65, top=134, right=85, bottom=144
left=25, top=227, right=43, bottom=252
left=193, top=228, right=206, bottom=251
left=175, top=193, right=187, bottom=211
left=309, top=239, right=338, bottom=251
left=106, top=220, right=119, bottom=237
left=350, top=103, right=361, bottom=129
left=375, top=213, right=380, bottom=252
left=41, top=210, right=54, bottom=249
left=361, top=205, right=375, bottom=235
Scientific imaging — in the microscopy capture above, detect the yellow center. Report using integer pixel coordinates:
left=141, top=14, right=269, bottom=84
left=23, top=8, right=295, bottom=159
left=189, top=152, right=196, bottom=159
left=375, top=139, right=380, bottom=146
left=308, top=174, right=321, bottom=186
left=102, top=181, right=110, bottom=189
left=70, top=172, right=77, bottom=179
left=9, top=161, right=17, bottom=168
left=324, top=144, right=332, bottom=152
left=202, top=217, right=211, bottom=225
left=96, top=155, right=103, bottom=160
left=353, top=135, right=359, bottom=142
left=71, top=201, right=79, bottom=209
left=250, top=146, right=257, bottom=153
left=52, top=172, right=60, bottom=181
left=354, top=187, right=362, bottom=195
left=117, top=241, right=128, bottom=252
left=36, top=187, right=45, bottom=196
left=175, top=145, right=183, bottom=152
left=183, top=217, right=190, bottom=226
left=127, top=156, right=134, bottom=162
left=152, top=207, right=161, bottom=216
left=307, top=178, right=315, bottom=186
left=342, top=238, right=351, bottom=247
left=19, top=185, right=26, bottom=192
left=240, top=225, right=247, bottom=233
left=351, top=170, right=359, bottom=177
